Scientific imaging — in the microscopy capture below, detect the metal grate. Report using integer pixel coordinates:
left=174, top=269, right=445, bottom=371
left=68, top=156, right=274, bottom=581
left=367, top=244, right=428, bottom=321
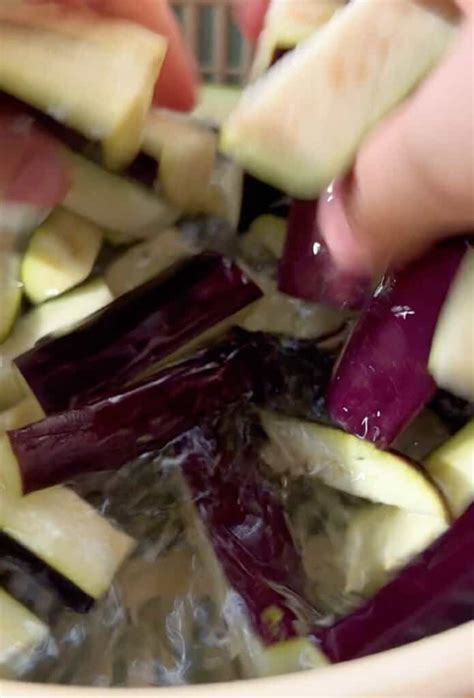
left=171, top=0, right=253, bottom=84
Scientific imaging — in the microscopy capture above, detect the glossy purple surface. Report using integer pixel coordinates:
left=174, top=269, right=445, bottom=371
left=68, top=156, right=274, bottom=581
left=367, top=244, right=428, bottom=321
left=16, top=253, right=262, bottom=413
left=320, top=503, right=474, bottom=661
left=10, top=340, right=255, bottom=493
left=327, top=242, right=467, bottom=447
left=178, top=427, right=309, bottom=645
left=279, top=199, right=371, bottom=310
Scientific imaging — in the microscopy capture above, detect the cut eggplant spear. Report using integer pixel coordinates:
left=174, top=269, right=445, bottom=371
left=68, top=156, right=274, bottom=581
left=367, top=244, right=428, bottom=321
left=0, top=3, right=166, bottom=170
left=143, top=110, right=218, bottom=215
left=63, top=151, right=180, bottom=245
left=425, top=420, right=474, bottom=518
left=178, top=428, right=328, bottom=677
left=105, top=228, right=196, bottom=297
left=328, top=242, right=468, bottom=448
left=319, top=502, right=474, bottom=661
left=278, top=198, right=373, bottom=310
left=0, top=231, right=23, bottom=343
left=260, top=412, right=448, bottom=519
left=429, top=247, right=474, bottom=402
left=222, top=0, right=457, bottom=197
left=15, top=253, right=262, bottom=413
left=2, top=338, right=257, bottom=494
left=0, top=487, right=135, bottom=603
left=0, top=588, right=49, bottom=679
left=21, top=208, right=103, bottom=304
left=0, top=277, right=112, bottom=411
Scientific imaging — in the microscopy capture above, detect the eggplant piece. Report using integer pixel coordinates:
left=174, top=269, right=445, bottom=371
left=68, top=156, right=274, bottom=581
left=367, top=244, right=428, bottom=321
left=279, top=198, right=372, bottom=310
left=0, top=277, right=112, bottom=411
left=239, top=215, right=287, bottom=266
left=429, top=247, right=474, bottom=402
left=177, top=427, right=327, bottom=673
left=319, top=503, right=474, bottom=661
left=0, top=534, right=92, bottom=614
left=0, top=3, right=166, bottom=170
left=0, top=588, right=49, bottom=678
left=15, top=253, right=262, bottom=413
left=104, top=228, right=196, bottom=297
left=143, top=110, right=218, bottom=215
left=0, top=486, right=135, bottom=602
left=424, top=420, right=474, bottom=518
left=0, top=394, right=44, bottom=432
left=21, top=208, right=103, bottom=304
left=4, top=339, right=257, bottom=493
left=260, top=412, right=447, bottom=519
left=0, top=232, right=23, bottom=344
left=63, top=151, right=180, bottom=245
left=328, top=242, right=468, bottom=448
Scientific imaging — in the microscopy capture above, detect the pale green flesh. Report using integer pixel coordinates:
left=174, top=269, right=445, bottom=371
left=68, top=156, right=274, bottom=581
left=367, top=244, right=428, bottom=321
left=425, top=420, right=474, bottom=518
left=341, top=505, right=447, bottom=596
left=63, top=151, right=179, bottom=244
left=22, top=208, right=103, bottom=304
left=222, top=0, right=457, bottom=198
left=429, top=248, right=474, bottom=403
left=260, top=411, right=447, bottom=519
left=1, top=486, right=135, bottom=599
left=105, top=228, right=195, bottom=297
left=0, top=233, right=23, bottom=344
left=0, top=588, right=48, bottom=679
left=0, top=278, right=112, bottom=410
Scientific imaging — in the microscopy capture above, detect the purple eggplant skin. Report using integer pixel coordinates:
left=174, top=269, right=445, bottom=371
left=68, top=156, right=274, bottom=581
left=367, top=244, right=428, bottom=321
left=9, top=339, right=256, bottom=494
left=15, top=252, right=262, bottom=414
left=177, top=426, right=312, bottom=645
left=278, top=199, right=372, bottom=310
left=327, top=241, right=468, bottom=448
left=319, top=503, right=474, bottom=662
left=0, top=533, right=92, bottom=613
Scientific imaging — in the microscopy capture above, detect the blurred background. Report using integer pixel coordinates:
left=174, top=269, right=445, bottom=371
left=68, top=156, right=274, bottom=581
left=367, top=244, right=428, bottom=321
left=171, top=0, right=253, bottom=84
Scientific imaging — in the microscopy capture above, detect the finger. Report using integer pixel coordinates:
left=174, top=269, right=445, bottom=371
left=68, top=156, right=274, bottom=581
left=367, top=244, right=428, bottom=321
left=233, top=0, right=270, bottom=41
left=319, top=17, right=474, bottom=275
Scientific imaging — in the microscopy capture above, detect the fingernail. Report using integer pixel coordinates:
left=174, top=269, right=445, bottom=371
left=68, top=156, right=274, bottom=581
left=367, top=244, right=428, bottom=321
left=317, top=178, right=371, bottom=276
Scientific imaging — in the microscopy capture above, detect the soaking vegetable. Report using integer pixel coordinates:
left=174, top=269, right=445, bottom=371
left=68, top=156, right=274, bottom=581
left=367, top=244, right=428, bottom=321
left=279, top=198, right=372, bottom=309
left=425, top=420, right=474, bottom=518
left=177, top=426, right=328, bottom=676
left=15, top=253, right=262, bottom=413
left=260, top=411, right=447, bottom=518
left=2, top=338, right=256, bottom=493
left=21, top=209, right=103, bottom=304
left=328, top=242, right=468, bottom=447
left=320, top=503, right=474, bottom=661
left=0, top=589, right=48, bottom=679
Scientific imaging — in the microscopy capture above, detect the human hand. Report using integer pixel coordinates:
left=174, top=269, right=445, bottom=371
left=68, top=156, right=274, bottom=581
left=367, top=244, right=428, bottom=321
left=235, top=0, right=473, bottom=275
left=316, top=0, right=474, bottom=275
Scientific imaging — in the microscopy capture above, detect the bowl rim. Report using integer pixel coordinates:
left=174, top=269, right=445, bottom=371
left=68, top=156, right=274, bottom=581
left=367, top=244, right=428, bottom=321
left=2, top=622, right=473, bottom=697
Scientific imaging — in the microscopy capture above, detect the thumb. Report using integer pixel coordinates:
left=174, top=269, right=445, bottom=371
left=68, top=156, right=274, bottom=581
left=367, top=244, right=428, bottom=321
left=319, top=16, right=474, bottom=275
